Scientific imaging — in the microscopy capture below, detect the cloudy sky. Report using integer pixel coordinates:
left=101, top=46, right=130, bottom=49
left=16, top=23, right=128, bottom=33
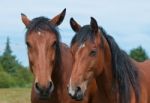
left=0, top=0, right=150, bottom=66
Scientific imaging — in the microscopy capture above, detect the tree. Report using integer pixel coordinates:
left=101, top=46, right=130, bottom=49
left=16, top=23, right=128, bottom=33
left=129, top=46, right=149, bottom=62
left=3, top=37, right=12, bottom=56
left=0, top=37, right=19, bottom=75
left=0, top=63, right=16, bottom=88
left=0, top=71, right=16, bottom=88
left=0, top=37, right=33, bottom=88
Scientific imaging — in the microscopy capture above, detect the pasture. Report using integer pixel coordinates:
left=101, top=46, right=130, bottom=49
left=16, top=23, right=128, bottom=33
left=0, top=88, right=31, bottom=103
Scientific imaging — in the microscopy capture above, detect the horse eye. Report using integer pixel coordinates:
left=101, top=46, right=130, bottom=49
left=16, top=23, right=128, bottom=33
left=26, top=42, right=31, bottom=48
left=89, top=50, right=97, bottom=57
left=52, top=42, right=57, bottom=49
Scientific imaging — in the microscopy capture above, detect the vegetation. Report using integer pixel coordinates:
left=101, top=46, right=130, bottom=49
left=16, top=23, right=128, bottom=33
left=0, top=37, right=32, bottom=88
left=129, top=46, right=149, bottom=62
left=0, top=88, right=30, bottom=103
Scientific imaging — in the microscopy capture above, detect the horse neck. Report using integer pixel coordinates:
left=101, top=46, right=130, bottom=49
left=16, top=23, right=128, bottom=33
left=52, top=66, right=62, bottom=90
left=96, top=37, right=115, bottom=102
left=52, top=43, right=72, bottom=89
left=52, top=44, right=63, bottom=89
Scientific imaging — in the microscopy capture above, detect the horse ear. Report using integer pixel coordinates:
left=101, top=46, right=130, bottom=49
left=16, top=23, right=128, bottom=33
left=70, top=18, right=81, bottom=32
left=21, top=13, right=31, bottom=27
left=90, top=17, right=98, bottom=33
left=49, top=8, right=66, bottom=26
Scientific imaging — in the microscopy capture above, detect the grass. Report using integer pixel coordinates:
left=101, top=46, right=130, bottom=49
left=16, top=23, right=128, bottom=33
left=0, top=88, right=31, bottom=103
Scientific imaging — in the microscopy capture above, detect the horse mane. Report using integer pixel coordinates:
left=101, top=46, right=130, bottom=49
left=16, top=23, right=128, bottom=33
left=71, top=25, right=140, bottom=103
left=100, top=27, right=140, bottom=103
left=25, top=17, right=62, bottom=80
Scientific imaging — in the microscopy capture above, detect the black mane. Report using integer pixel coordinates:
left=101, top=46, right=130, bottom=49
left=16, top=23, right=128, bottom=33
left=25, top=17, right=62, bottom=80
left=71, top=25, right=140, bottom=103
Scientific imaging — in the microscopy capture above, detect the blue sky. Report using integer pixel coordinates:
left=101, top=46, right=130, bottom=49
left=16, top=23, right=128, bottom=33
left=0, top=0, right=150, bottom=66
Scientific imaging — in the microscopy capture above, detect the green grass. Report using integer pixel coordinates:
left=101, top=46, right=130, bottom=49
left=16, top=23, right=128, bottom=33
left=0, top=88, right=31, bottom=103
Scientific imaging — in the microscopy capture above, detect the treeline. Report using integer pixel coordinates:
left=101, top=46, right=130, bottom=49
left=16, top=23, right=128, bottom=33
left=0, top=38, right=149, bottom=88
left=0, top=38, right=32, bottom=88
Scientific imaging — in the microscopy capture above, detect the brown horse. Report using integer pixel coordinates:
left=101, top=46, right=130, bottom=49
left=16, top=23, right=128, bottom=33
left=68, top=17, right=150, bottom=103
left=21, top=9, right=100, bottom=103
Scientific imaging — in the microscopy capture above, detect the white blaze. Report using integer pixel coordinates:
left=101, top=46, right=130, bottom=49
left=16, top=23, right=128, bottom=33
left=38, top=31, right=41, bottom=36
left=79, top=43, right=85, bottom=49
left=68, top=79, right=76, bottom=96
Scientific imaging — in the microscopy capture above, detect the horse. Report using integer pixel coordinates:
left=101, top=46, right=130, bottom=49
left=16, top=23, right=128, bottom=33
left=21, top=9, right=100, bottom=103
left=67, top=17, right=150, bottom=103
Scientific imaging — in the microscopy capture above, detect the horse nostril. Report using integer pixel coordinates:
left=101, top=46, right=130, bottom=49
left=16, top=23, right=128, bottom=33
left=48, top=81, right=52, bottom=88
left=35, top=82, right=43, bottom=93
left=74, top=86, right=83, bottom=101
left=47, top=81, right=54, bottom=93
left=76, top=86, right=81, bottom=92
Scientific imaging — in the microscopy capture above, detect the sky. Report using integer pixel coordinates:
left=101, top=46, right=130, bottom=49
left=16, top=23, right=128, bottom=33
left=0, top=0, right=150, bottom=66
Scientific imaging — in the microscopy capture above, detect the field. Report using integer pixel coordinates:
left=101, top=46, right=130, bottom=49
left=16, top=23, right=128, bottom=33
left=0, top=88, right=31, bottom=103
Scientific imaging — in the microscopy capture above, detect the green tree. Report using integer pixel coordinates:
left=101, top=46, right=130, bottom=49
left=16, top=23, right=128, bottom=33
left=14, top=67, right=33, bottom=87
left=129, top=46, right=149, bottom=62
left=0, top=63, right=15, bottom=88
left=0, top=37, right=19, bottom=75
left=0, top=71, right=16, bottom=88
left=4, top=37, right=12, bottom=56
left=0, top=37, right=33, bottom=88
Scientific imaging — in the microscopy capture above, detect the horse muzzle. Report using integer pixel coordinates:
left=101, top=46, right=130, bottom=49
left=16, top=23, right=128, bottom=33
left=67, top=85, right=84, bottom=101
left=34, top=81, right=54, bottom=100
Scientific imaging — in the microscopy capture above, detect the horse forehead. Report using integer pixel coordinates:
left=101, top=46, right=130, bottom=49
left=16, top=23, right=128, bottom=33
left=27, top=31, right=56, bottom=43
left=79, top=43, right=86, bottom=49
left=37, top=31, right=42, bottom=36
left=36, top=31, right=48, bottom=38
left=76, top=43, right=86, bottom=53
left=35, top=31, right=56, bottom=39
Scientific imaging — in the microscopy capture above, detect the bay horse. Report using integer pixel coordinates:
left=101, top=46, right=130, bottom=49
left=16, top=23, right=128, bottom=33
left=21, top=9, right=100, bottom=103
left=68, top=17, right=150, bottom=103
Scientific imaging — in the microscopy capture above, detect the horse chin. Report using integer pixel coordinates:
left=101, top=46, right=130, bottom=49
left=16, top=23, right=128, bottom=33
left=39, top=95, right=50, bottom=100
left=35, top=85, right=54, bottom=100
left=37, top=91, right=52, bottom=100
left=74, top=95, right=84, bottom=101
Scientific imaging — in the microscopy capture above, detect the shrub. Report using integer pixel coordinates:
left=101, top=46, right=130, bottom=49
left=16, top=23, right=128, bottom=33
left=0, top=71, right=16, bottom=88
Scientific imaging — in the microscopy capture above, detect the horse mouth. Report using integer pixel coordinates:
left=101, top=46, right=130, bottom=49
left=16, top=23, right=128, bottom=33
left=37, top=92, right=52, bottom=100
left=35, top=88, right=53, bottom=100
left=39, top=95, right=50, bottom=100
left=72, top=96, right=83, bottom=101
